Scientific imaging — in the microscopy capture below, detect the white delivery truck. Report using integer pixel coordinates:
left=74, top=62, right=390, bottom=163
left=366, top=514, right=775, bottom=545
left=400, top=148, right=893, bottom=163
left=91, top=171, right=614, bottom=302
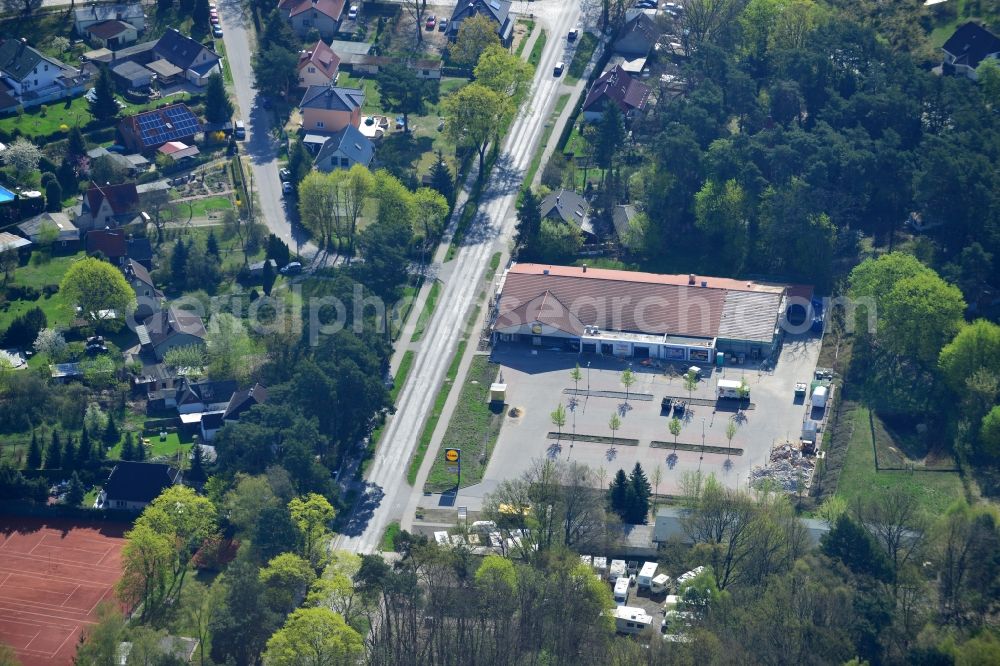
left=608, top=559, right=627, bottom=582
left=650, top=573, right=671, bottom=594
left=717, top=379, right=744, bottom=400
left=613, top=576, right=630, bottom=605
left=812, top=385, right=829, bottom=408
left=637, top=561, right=658, bottom=588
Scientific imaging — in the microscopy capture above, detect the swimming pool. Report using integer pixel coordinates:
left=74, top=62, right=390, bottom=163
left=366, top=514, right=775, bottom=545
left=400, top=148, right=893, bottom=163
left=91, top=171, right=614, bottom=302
left=0, top=185, right=15, bottom=204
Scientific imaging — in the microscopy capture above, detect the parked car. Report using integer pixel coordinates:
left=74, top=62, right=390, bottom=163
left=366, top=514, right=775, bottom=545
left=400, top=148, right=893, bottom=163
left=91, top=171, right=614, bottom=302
left=211, top=14, right=220, bottom=24
left=280, top=261, right=302, bottom=275
left=636, top=0, right=657, bottom=8
left=213, top=25, right=223, bottom=37
left=279, top=167, right=292, bottom=181
left=234, top=120, right=245, bottom=140
left=425, top=15, right=436, bottom=29
left=568, top=28, right=579, bottom=41
left=438, top=18, right=448, bottom=31
left=554, top=61, right=565, bottom=76
left=282, top=181, right=294, bottom=195
left=348, top=4, right=358, bottom=19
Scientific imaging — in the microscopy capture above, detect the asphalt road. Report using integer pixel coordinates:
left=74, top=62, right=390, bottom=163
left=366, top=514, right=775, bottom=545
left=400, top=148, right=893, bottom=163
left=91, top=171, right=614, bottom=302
left=334, top=0, right=584, bottom=554
left=218, top=0, right=315, bottom=257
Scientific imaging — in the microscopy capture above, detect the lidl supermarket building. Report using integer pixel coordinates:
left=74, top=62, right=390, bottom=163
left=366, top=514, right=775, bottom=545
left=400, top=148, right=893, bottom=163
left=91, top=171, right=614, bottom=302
left=490, top=263, right=806, bottom=363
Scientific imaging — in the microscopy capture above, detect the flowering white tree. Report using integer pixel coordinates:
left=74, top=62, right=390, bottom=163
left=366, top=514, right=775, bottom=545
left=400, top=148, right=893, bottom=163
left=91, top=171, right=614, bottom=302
left=34, top=328, right=68, bottom=361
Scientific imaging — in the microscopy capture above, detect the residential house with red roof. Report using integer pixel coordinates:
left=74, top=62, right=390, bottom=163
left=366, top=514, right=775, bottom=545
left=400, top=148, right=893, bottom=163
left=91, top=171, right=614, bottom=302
left=279, top=0, right=346, bottom=39
left=75, top=182, right=141, bottom=231
left=581, top=65, right=651, bottom=122
left=297, top=40, right=341, bottom=88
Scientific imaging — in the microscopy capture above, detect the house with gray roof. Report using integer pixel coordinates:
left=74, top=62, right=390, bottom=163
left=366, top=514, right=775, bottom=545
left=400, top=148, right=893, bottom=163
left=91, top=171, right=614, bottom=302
left=151, top=29, right=221, bottom=86
left=17, top=212, right=79, bottom=248
left=299, top=85, right=364, bottom=133
left=540, top=189, right=595, bottom=240
left=138, top=306, right=207, bottom=361
left=314, top=125, right=375, bottom=171
left=0, top=38, right=84, bottom=107
left=448, top=0, right=514, bottom=47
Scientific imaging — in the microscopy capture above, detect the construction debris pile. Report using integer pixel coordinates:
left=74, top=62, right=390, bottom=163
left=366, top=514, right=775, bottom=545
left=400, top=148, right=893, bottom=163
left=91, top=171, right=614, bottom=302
left=749, top=442, right=817, bottom=492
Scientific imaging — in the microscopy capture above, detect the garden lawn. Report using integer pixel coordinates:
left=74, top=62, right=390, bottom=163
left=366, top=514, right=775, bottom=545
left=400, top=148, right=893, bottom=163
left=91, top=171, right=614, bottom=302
left=423, top=354, right=503, bottom=493
left=835, top=405, right=965, bottom=516
left=0, top=251, right=83, bottom=331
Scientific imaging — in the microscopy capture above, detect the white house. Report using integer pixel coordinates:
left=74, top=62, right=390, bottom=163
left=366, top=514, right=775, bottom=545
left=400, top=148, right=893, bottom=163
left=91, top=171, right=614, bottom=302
left=941, top=22, right=1000, bottom=80
left=0, top=38, right=82, bottom=105
left=97, top=462, right=180, bottom=511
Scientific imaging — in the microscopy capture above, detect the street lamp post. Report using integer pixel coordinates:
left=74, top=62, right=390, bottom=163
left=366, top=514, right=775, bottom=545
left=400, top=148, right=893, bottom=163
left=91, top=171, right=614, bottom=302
left=587, top=362, right=591, bottom=393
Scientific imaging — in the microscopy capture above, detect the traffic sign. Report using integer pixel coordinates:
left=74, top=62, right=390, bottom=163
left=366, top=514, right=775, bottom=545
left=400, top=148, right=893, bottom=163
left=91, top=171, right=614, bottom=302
left=444, top=448, right=460, bottom=463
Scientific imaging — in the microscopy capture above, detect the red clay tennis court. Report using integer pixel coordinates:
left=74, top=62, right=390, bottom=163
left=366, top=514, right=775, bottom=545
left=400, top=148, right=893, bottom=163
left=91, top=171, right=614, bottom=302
left=0, top=516, right=127, bottom=666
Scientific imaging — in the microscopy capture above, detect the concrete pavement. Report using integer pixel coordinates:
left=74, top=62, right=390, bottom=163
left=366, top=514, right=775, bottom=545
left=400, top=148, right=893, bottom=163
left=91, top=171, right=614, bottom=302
left=334, top=0, right=592, bottom=554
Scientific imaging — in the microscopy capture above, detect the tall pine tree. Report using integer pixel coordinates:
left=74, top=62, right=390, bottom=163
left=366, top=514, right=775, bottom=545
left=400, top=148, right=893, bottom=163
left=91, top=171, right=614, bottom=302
left=206, top=230, right=220, bottom=258
left=429, top=150, right=454, bottom=205
left=26, top=431, right=42, bottom=469
left=63, top=435, right=76, bottom=470
left=628, top=462, right=651, bottom=524
left=608, top=468, right=630, bottom=520
left=90, top=67, right=119, bottom=122
left=188, top=444, right=206, bottom=482
left=515, top=187, right=542, bottom=259
left=65, top=472, right=85, bottom=507
left=103, top=413, right=120, bottom=448
left=171, top=239, right=189, bottom=291
left=121, top=432, right=135, bottom=461
left=76, top=428, right=92, bottom=467
left=45, top=431, right=61, bottom=469
left=135, top=436, right=146, bottom=461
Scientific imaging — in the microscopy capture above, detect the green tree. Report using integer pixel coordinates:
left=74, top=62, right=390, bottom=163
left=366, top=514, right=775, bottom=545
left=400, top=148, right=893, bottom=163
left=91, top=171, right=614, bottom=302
left=882, top=272, right=966, bottom=366
left=76, top=427, right=92, bottom=467
left=90, top=66, right=119, bottom=122
left=103, top=412, right=119, bottom=448
left=725, top=417, right=737, bottom=454
left=535, top=218, right=582, bottom=262
left=821, top=513, right=893, bottom=582
left=188, top=443, right=207, bottom=482
left=193, top=0, right=211, bottom=31
left=669, top=417, right=682, bottom=446
left=163, top=344, right=206, bottom=372
left=26, top=431, right=41, bottom=469
left=628, top=462, right=651, bottom=523
left=121, top=431, right=135, bottom=461
left=263, top=607, right=363, bottom=666
left=253, top=45, right=298, bottom=98
left=116, top=522, right=175, bottom=621
left=428, top=150, right=454, bottom=204
left=259, top=552, right=317, bottom=615
left=982, top=406, right=1000, bottom=458
left=586, top=105, right=625, bottom=187
left=289, top=493, right=336, bottom=569
left=621, top=367, right=636, bottom=404
left=44, top=430, right=60, bottom=469
left=684, top=369, right=698, bottom=400
left=695, top=179, right=748, bottom=270
left=204, top=72, right=234, bottom=124
left=443, top=83, right=507, bottom=177
left=262, top=257, right=276, bottom=295
left=977, top=57, right=1000, bottom=108
left=44, top=179, right=62, bottom=212
left=66, top=125, right=88, bottom=159
left=206, top=229, right=220, bottom=258
left=376, top=64, right=439, bottom=133
left=451, top=14, right=501, bottom=67
left=515, top=187, right=543, bottom=258
left=608, top=413, right=621, bottom=448
left=297, top=171, right=339, bottom=249
left=551, top=403, right=567, bottom=441
left=939, top=320, right=1000, bottom=393
left=287, top=137, right=313, bottom=186
left=411, top=187, right=449, bottom=255
left=607, top=468, right=630, bottom=520
left=60, top=257, right=136, bottom=328
left=65, top=471, right=85, bottom=506
left=474, top=44, right=533, bottom=101
left=74, top=602, right=125, bottom=665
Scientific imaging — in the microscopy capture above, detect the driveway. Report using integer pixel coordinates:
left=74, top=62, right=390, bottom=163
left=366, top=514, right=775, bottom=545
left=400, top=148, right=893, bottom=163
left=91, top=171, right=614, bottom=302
left=217, top=0, right=316, bottom=258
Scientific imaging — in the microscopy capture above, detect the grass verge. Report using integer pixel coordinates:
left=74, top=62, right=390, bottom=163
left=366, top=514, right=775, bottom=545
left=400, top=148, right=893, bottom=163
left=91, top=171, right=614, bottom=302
left=391, top=351, right=416, bottom=403
left=380, top=521, right=401, bottom=551
left=424, top=355, right=503, bottom=492
left=486, top=252, right=502, bottom=280
left=528, top=30, right=548, bottom=68
left=406, top=340, right=467, bottom=485
left=411, top=280, right=441, bottom=342
left=835, top=405, right=964, bottom=515
left=566, top=32, right=599, bottom=85
left=524, top=93, right=571, bottom=185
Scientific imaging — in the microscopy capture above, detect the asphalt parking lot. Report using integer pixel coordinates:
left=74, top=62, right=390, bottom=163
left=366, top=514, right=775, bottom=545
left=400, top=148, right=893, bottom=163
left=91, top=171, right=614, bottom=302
left=467, top=333, right=823, bottom=500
